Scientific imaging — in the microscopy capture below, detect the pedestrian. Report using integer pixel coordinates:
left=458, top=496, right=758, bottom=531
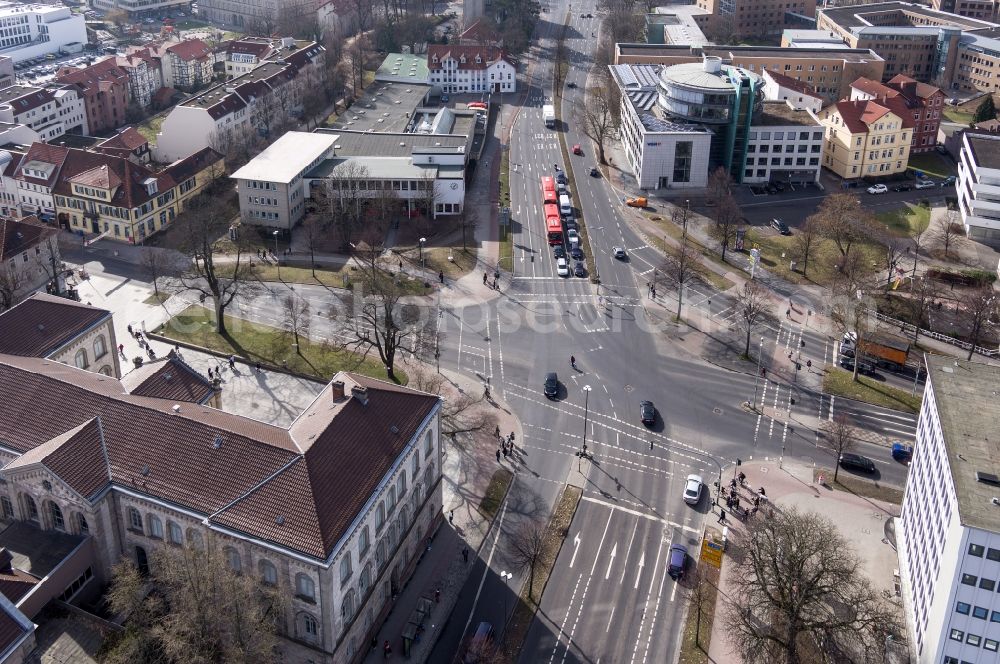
left=228, top=355, right=236, bottom=369
left=509, top=432, right=515, bottom=444
left=718, top=509, right=726, bottom=524
left=435, top=588, right=441, bottom=603
left=118, top=343, right=124, bottom=356
left=399, top=259, right=403, bottom=271
left=371, top=636, right=377, bottom=651
left=734, top=496, right=740, bottom=509
left=751, top=505, right=759, bottom=517
left=126, top=324, right=133, bottom=335
left=730, top=477, right=737, bottom=490
left=806, top=359, right=812, bottom=370
left=761, top=367, right=766, bottom=378
left=759, top=486, right=766, bottom=497
left=495, top=425, right=501, bottom=439
left=462, top=547, right=469, bottom=563
left=496, top=449, right=501, bottom=463
left=439, top=271, right=444, bottom=284
left=449, top=509, right=454, bottom=525
left=208, top=367, right=213, bottom=379
left=483, top=271, right=488, bottom=284
left=502, top=446, right=509, bottom=459
left=651, top=286, right=656, bottom=299
left=484, top=385, right=491, bottom=400
left=383, top=640, right=391, bottom=659
left=738, top=471, right=746, bottom=484
left=786, top=308, right=791, bottom=318
left=753, top=494, right=760, bottom=508
left=493, top=278, right=498, bottom=290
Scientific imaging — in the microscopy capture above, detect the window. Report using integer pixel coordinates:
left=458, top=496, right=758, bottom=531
left=950, top=628, right=964, bottom=641
left=225, top=546, right=242, bottom=573
left=128, top=507, right=143, bottom=532
left=397, top=471, right=407, bottom=498
left=376, top=503, right=386, bottom=531
left=359, top=525, right=370, bottom=557
left=0, top=497, right=12, bottom=520
left=49, top=502, right=64, bottom=531
left=981, top=577, right=995, bottom=591
left=187, top=529, right=204, bottom=550
left=340, top=553, right=352, bottom=585
left=974, top=606, right=989, bottom=619
left=388, top=486, right=396, bottom=511
left=359, top=562, right=372, bottom=596
left=957, top=601, right=971, bottom=615
left=296, top=573, right=315, bottom=601
left=77, top=513, right=88, bottom=535
left=167, top=521, right=182, bottom=545
left=962, top=573, right=977, bottom=586
left=259, top=559, right=278, bottom=586
left=147, top=514, right=163, bottom=539
left=968, top=633, right=982, bottom=646
left=991, top=610, right=1000, bottom=622
left=300, top=612, right=319, bottom=638
left=74, top=349, right=88, bottom=369
left=93, top=335, right=107, bottom=359
left=985, top=638, right=999, bottom=652
left=425, top=431, right=433, bottom=459
left=673, top=141, right=693, bottom=184
left=987, top=548, right=1000, bottom=561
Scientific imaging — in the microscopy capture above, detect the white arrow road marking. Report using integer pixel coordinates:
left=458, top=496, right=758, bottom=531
left=570, top=532, right=582, bottom=568
left=605, top=542, right=618, bottom=580
left=634, top=552, right=645, bottom=589
left=621, top=520, right=638, bottom=583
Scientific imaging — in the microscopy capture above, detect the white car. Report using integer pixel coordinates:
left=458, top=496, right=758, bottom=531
left=683, top=474, right=703, bottom=505
left=556, top=257, right=569, bottom=277
left=867, top=184, right=888, bottom=195
left=914, top=179, right=936, bottom=190
left=567, top=228, right=579, bottom=245
left=613, top=246, right=627, bottom=259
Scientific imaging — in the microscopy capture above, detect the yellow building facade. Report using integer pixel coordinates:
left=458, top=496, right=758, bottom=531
left=820, top=99, right=913, bottom=180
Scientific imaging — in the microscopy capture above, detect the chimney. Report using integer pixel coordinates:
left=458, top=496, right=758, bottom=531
left=0, top=548, right=12, bottom=574
left=351, top=385, right=369, bottom=406
left=330, top=380, right=345, bottom=401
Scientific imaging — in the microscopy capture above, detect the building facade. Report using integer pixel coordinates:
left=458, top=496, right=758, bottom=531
left=88, top=0, right=190, bottom=18
left=762, top=69, right=825, bottom=113
left=820, top=97, right=914, bottom=179
left=54, top=59, right=130, bottom=135
left=427, top=45, right=516, bottom=95
left=898, top=356, right=1000, bottom=663
left=743, top=102, right=825, bottom=184
left=158, top=39, right=214, bottom=91
left=694, top=0, right=815, bottom=40
left=0, top=86, right=88, bottom=142
left=115, top=50, right=163, bottom=110
left=195, top=0, right=316, bottom=30
left=957, top=130, right=1000, bottom=246
left=0, top=3, right=86, bottom=64
left=0, top=217, right=58, bottom=310
left=851, top=74, right=945, bottom=152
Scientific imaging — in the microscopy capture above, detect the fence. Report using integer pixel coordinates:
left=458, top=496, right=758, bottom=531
left=869, top=310, right=999, bottom=358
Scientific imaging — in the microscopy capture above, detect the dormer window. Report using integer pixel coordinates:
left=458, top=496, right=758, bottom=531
left=475, top=56, right=481, bottom=64
left=460, top=55, right=466, bottom=64
left=432, top=55, right=438, bottom=63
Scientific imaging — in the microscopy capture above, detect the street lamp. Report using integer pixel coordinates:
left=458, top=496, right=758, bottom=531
left=272, top=230, right=281, bottom=280
left=751, top=336, right=765, bottom=411
left=419, top=237, right=426, bottom=269
left=500, top=570, right=513, bottom=645
left=579, top=385, right=592, bottom=471
left=683, top=199, right=690, bottom=238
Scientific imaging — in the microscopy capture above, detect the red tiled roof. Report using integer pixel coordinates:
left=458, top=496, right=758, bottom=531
left=70, top=164, right=121, bottom=190
left=887, top=74, right=943, bottom=102
left=830, top=98, right=915, bottom=134
left=764, top=69, right=821, bottom=99
left=166, top=38, right=212, bottom=62
left=0, top=570, right=36, bottom=604
left=5, top=418, right=111, bottom=501
left=0, top=216, right=54, bottom=262
left=427, top=45, right=510, bottom=71
left=16, top=143, right=69, bottom=188
left=0, top=88, right=54, bottom=116
left=226, top=39, right=273, bottom=58
left=97, top=127, right=149, bottom=153
left=0, top=293, right=110, bottom=359
left=0, top=357, right=440, bottom=560
left=459, top=19, right=501, bottom=45
left=122, top=355, right=217, bottom=405
left=54, top=58, right=129, bottom=95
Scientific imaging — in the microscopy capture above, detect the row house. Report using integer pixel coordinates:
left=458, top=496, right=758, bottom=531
left=114, top=49, right=163, bottom=110
left=94, top=127, right=152, bottom=165
left=0, top=85, right=88, bottom=142
left=15, top=142, right=68, bottom=218
left=820, top=96, right=914, bottom=179
left=850, top=74, right=945, bottom=153
left=156, top=42, right=325, bottom=163
left=157, top=39, right=214, bottom=91
left=54, top=59, right=130, bottom=135
left=0, top=356, right=443, bottom=664
left=219, top=37, right=316, bottom=80
left=0, top=149, right=23, bottom=217
left=427, top=45, right=516, bottom=95
left=0, top=219, right=59, bottom=311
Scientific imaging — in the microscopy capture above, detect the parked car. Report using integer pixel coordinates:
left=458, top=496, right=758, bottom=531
left=914, top=179, right=936, bottom=190
left=839, top=452, right=876, bottom=474
left=940, top=175, right=956, bottom=187
left=564, top=217, right=578, bottom=231
left=892, top=183, right=912, bottom=192
left=589, top=166, right=599, bottom=177
left=464, top=621, right=494, bottom=664
left=556, top=257, right=569, bottom=277
left=639, top=400, right=655, bottom=425
left=567, top=81, right=577, bottom=88
left=867, top=184, right=888, bottom=194
left=770, top=218, right=791, bottom=235
left=891, top=442, right=913, bottom=462
left=683, top=475, right=703, bottom=505
left=667, top=544, right=688, bottom=580
left=573, top=261, right=586, bottom=277
left=625, top=197, right=647, bottom=207
left=613, top=246, right=627, bottom=259
left=544, top=372, right=559, bottom=398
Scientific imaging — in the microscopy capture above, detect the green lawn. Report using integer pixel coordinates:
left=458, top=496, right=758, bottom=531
left=157, top=305, right=402, bottom=383
left=746, top=230, right=884, bottom=287
left=943, top=107, right=975, bottom=125
left=136, top=114, right=165, bottom=144
left=644, top=213, right=735, bottom=291
left=823, top=368, right=922, bottom=414
left=907, top=152, right=956, bottom=179
left=479, top=468, right=513, bottom=519
left=878, top=203, right=931, bottom=237
left=174, top=19, right=210, bottom=30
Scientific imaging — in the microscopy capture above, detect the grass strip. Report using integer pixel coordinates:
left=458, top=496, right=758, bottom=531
left=478, top=468, right=514, bottom=520
left=823, top=368, right=922, bottom=414
left=814, top=468, right=905, bottom=504
left=157, top=305, right=400, bottom=383
left=678, top=564, right=720, bottom=664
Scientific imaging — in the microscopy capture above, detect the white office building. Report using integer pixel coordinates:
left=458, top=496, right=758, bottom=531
left=0, top=85, right=88, bottom=141
left=744, top=101, right=824, bottom=185
left=957, top=131, right=1000, bottom=249
left=0, top=3, right=86, bottom=64
left=898, top=356, right=1000, bottom=663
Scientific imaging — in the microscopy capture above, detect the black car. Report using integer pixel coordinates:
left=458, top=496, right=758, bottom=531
left=770, top=218, right=791, bottom=235
left=892, top=183, right=912, bottom=192
left=839, top=453, right=876, bottom=474
left=555, top=171, right=568, bottom=185
left=553, top=245, right=565, bottom=259
left=544, top=372, right=559, bottom=398
left=567, top=81, right=577, bottom=88
left=573, top=261, right=586, bottom=277
left=564, top=217, right=578, bottom=230
left=589, top=167, right=599, bottom=177
left=639, top=400, right=655, bottom=426
left=570, top=246, right=584, bottom=260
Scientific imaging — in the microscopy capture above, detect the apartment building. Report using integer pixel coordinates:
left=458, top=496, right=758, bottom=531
left=956, top=130, right=1000, bottom=246
left=0, top=3, right=86, bottom=64
left=820, top=96, right=914, bottom=179
left=0, top=217, right=58, bottom=310
left=0, top=85, right=88, bottom=142
left=114, top=49, right=163, bottom=109
left=427, top=45, right=516, bottom=94
left=817, top=2, right=997, bottom=84
left=94, top=127, right=152, bottom=165
left=932, top=0, right=1000, bottom=22
left=54, top=59, right=130, bottom=135
left=694, top=0, right=815, bottom=40
left=157, top=39, right=214, bottom=90
left=0, top=293, right=119, bottom=377
left=88, top=0, right=189, bottom=18
left=195, top=0, right=316, bottom=31
left=156, top=42, right=325, bottom=162
left=221, top=37, right=276, bottom=79
left=898, top=356, right=1000, bottom=663
left=851, top=74, right=945, bottom=151
left=0, top=354, right=443, bottom=664
left=614, top=43, right=886, bottom=102
left=0, top=149, right=23, bottom=217
left=762, top=69, right=825, bottom=112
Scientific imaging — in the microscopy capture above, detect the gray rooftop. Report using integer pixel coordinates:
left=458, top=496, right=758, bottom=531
left=755, top=101, right=822, bottom=127
left=965, top=131, right=1000, bottom=170
left=375, top=52, right=430, bottom=82
left=182, top=61, right=289, bottom=110
left=924, top=356, right=1000, bottom=534
left=307, top=156, right=437, bottom=180
left=326, top=82, right=432, bottom=134
left=818, top=1, right=996, bottom=32
left=0, top=521, right=85, bottom=579
left=615, top=42, right=886, bottom=64
left=314, top=129, right=469, bottom=157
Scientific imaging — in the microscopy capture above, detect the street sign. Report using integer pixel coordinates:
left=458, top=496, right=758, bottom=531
left=500, top=207, right=510, bottom=226
left=749, top=248, right=760, bottom=264
left=701, top=534, right=724, bottom=568
left=735, top=228, right=745, bottom=252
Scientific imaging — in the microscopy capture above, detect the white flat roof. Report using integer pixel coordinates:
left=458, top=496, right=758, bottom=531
left=230, top=131, right=339, bottom=184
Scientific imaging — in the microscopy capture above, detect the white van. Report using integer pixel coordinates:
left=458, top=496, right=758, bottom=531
left=559, top=193, right=572, bottom=217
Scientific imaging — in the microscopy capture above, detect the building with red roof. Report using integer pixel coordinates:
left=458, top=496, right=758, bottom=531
left=427, top=45, right=516, bottom=95
left=820, top=96, right=915, bottom=179
left=850, top=74, right=945, bottom=153
left=54, top=59, right=130, bottom=135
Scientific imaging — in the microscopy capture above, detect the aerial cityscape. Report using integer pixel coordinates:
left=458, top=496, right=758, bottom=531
left=0, top=0, right=997, bottom=662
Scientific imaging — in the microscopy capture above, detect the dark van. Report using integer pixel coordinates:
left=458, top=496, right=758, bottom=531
left=667, top=544, right=688, bottom=580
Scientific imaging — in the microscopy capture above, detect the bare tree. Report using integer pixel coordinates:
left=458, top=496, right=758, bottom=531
left=507, top=520, right=547, bottom=600
left=792, top=217, right=819, bottom=276
left=706, top=167, right=731, bottom=209
left=813, top=194, right=878, bottom=269
left=574, top=85, right=617, bottom=164
left=710, top=195, right=741, bottom=263
left=177, top=196, right=258, bottom=336
left=283, top=295, right=311, bottom=350
left=734, top=280, right=774, bottom=359
left=931, top=210, right=969, bottom=259
left=671, top=200, right=692, bottom=238
left=685, top=566, right=715, bottom=651
left=250, top=91, right=281, bottom=141
left=726, top=508, right=900, bottom=664
left=324, top=161, right=371, bottom=251
left=960, top=286, right=998, bottom=359
left=301, top=215, right=325, bottom=278
left=875, top=229, right=909, bottom=292
left=140, top=248, right=171, bottom=299
left=0, top=263, right=25, bottom=312
left=408, top=367, right=494, bottom=436
left=830, top=261, right=879, bottom=382
left=276, top=2, right=321, bottom=39
left=660, top=240, right=703, bottom=321
left=33, top=233, right=64, bottom=297
left=824, top=414, right=856, bottom=483
left=460, top=209, right=478, bottom=252
left=908, top=276, right=940, bottom=343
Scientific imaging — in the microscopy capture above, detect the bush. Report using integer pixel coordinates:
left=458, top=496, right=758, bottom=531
left=926, top=268, right=997, bottom=286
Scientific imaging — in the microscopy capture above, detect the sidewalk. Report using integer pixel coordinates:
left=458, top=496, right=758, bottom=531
left=359, top=359, right=522, bottom=664
left=706, top=460, right=902, bottom=663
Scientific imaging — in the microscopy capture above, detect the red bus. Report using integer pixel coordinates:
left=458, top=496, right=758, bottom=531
left=545, top=204, right=563, bottom=245
left=541, top=176, right=557, bottom=205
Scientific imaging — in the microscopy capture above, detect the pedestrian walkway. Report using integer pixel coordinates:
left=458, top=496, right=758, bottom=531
left=706, top=460, right=902, bottom=663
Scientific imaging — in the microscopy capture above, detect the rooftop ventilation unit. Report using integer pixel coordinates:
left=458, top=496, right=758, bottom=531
left=978, top=471, right=1000, bottom=486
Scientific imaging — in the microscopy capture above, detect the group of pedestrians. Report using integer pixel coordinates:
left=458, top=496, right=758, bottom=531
left=126, top=323, right=156, bottom=360
left=495, top=426, right=518, bottom=463
left=718, top=472, right=768, bottom=524
left=482, top=271, right=500, bottom=290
